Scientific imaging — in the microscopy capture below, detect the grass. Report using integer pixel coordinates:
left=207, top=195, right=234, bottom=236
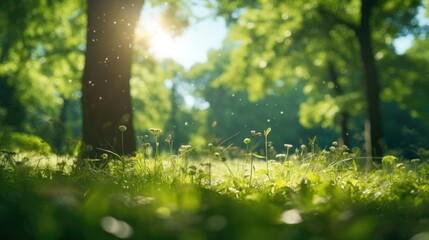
left=1, top=135, right=429, bottom=240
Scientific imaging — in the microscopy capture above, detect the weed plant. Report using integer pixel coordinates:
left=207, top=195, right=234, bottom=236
left=1, top=130, right=429, bottom=240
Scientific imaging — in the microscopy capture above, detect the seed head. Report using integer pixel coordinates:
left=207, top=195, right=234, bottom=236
left=165, top=134, right=172, bottom=144
left=149, top=128, right=162, bottom=136
left=118, top=125, right=127, bottom=132
left=142, top=143, right=151, bottom=151
left=411, top=159, right=421, bottom=163
left=250, top=130, right=261, bottom=137
left=179, top=145, right=192, bottom=153
left=284, top=144, right=293, bottom=149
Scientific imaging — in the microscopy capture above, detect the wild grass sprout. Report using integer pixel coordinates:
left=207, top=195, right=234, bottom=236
left=284, top=144, right=293, bottom=162
left=138, top=135, right=151, bottom=172
left=206, top=143, right=215, bottom=185
left=0, top=150, right=18, bottom=170
left=411, top=158, right=421, bottom=171
left=382, top=155, right=398, bottom=183
left=243, top=138, right=251, bottom=175
left=264, top=128, right=271, bottom=178
left=300, top=144, right=306, bottom=160
left=118, top=125, right=127, bottom=156
left=221, top=154, right=235, bottom=178
left=248, top=130, right=261, bottom=185
left=165, top=134, right=174, bottom=159
left=179, top=144, right=192, bottom=173
left=149, top=128, right=162, bottom=171
left=97, top=148, right=125, bottom=171
left=276, top=154, right=286, bottom=164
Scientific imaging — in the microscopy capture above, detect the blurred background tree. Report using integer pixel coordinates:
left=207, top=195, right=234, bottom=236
left=0, top=0, right=85, bottom=154
left=211, top=0, right=429, bottom=158
left=184, top=45, right=338, bottom=153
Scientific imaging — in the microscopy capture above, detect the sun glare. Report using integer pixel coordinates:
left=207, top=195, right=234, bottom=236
left=150, top=31, right=183, bottom=59
left=137, top=6, right=227, bottom=69
left=137, top=14, right=184, bottom=61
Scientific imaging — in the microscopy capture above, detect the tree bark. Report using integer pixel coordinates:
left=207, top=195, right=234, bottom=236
left=81, top=0, right=144, bottom=158
left=357, top=0, right=384, bottom=159
left=53, top=97, right=69, bottom=153
left=328, top=62, right=349, bottom=147
left=0, top=44, right=25, bottom=130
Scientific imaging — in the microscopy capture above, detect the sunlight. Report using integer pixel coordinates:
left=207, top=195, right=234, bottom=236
left=147, top=25, right=184, bottom=60
left=136, top=13, right=185, bottom=62
left=136, top=6, right=227, bottom=69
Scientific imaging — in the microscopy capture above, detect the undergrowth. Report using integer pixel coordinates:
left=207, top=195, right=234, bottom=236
left=1, top=129, right=429, bottom=240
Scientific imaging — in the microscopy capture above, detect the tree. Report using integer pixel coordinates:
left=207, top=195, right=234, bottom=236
left=0, top=0, right=85, bottom=153
left=185, top=47, right=338, bottom=151
left=81, top=0, right=192, bottom=159
left=1, top=0, right=197, bottom=156
left=318, top=0, right=385, bottom=158
left=212, top=0, right=425, bottom=158
left=381, top=36, right=429, bottom=120
left=81, top=0, right=145, bottom=158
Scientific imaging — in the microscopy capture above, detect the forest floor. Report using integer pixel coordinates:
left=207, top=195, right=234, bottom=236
left=1, top=143, right=429, bottom=240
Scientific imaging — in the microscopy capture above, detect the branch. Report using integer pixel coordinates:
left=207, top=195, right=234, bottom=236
left=317, top=6, right=359, bottom=34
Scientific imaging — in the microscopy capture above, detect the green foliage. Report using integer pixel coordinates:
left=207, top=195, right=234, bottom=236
left=0, top=0, right=85, bottom=153
left=185, top=46, right=339, bottom=150
left=1, top=132, right=52, bottom=154
left=210, top=0, right=429, bottom=149
left=131, top=58, right=175, bottom=133
left=1, top=141, right=429, bottom=239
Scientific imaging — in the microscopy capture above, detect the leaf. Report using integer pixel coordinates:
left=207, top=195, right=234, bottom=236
left=308, top=136, right=317, bottom=146
left=275, top=179, right=287, bottom=188
left=352, top=159, right=358, bottom=171
left=97, top=148, right=123, bottom=161
left=255, top=169, right=268, bottom=176
left=228, top=187, right=240, bottom=193
left=264, top=127, right=271, bottom=136
left=252, top=153, right=266, bottom=159
left=307, top=173, right=320, bottom=183
left=382, top=155, right=397, bottom=164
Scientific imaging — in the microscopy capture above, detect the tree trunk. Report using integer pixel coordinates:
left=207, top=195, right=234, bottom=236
left=328, top=62, right=350, bottom=147
left=0, top=45, right=25, bottom=130
left=169, top=79, right=180, bottom=142
left=53, top=97, right=69, bottom=153
left=81, top=0, right=144, bottom=158
left=357, top=0, right=384, bottom=159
